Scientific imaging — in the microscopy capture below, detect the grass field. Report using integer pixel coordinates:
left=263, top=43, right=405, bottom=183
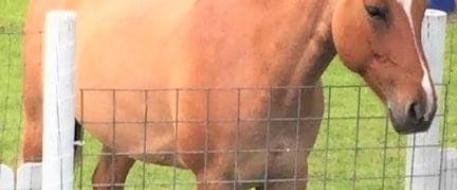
left=0, top=1, right=456, bottom=189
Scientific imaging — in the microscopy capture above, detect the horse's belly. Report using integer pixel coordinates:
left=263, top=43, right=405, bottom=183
left=83, top=122, right=187, bottom=168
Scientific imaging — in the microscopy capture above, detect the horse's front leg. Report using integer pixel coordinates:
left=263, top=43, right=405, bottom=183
left=92, top=146, right=135, bottom=190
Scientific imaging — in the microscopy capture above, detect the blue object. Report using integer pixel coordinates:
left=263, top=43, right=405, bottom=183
left=428, top=0, right=455, bottom=13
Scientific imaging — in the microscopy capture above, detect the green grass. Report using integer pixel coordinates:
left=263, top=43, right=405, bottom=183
left=0, top=1, right=456, bottom=190
left=0, top=0, right=26, bottom=167
left=0, top=0, right=27, bottom=29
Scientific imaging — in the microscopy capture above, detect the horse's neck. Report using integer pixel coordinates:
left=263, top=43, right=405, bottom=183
left=280, top=8, right=336, bottom=108
left=227, top=0, right=337, bottom=87
left=266, top=0, right=337, bottom=87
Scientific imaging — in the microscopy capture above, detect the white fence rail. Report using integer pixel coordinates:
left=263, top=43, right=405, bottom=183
left=0, top=9, right=454, bottom=190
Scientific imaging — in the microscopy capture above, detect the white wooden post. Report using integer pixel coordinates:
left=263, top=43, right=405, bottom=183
left=405, top=9, right=447, bottom=190
left=0, top=164, right=14, bottom=190
left=441, top=148, right=457, bottom=190
left=16, top=163, right=42, bottom=190
left=42, top=11, right=76, bottom=190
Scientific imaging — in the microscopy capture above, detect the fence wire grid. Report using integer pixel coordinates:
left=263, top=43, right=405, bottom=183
left=73, top=84, right=451, bottom=190
left=0, top=12, right=456, bottom=190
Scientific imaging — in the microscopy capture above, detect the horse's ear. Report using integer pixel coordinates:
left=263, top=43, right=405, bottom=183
left=331, top=0, right=371, bottom=72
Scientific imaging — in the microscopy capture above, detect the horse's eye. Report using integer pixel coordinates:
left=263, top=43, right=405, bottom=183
left=365, top=5, right=387, bottom=20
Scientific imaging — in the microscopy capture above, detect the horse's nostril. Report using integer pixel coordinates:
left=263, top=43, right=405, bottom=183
left=407, top=102, right=425, bottom=123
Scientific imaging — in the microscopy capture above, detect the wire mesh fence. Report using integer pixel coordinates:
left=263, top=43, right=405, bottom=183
left=71, top=84, right=450, bottom=190
left=0, top=11, right=456, bottom=190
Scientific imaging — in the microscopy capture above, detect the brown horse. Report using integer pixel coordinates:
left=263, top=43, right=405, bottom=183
left=21, top=0, right=437, bottom=189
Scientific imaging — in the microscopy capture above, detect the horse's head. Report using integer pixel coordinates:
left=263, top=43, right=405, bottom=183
left=331, top=0, right=436, bottom=134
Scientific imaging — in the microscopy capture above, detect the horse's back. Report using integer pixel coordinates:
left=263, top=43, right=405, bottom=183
left=74, top=0, right=195, bottom=88
left=25, top=0, right=197, bottom=88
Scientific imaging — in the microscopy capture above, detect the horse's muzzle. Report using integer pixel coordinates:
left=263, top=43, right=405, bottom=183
left=389, top=101, right=436, bottom=134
